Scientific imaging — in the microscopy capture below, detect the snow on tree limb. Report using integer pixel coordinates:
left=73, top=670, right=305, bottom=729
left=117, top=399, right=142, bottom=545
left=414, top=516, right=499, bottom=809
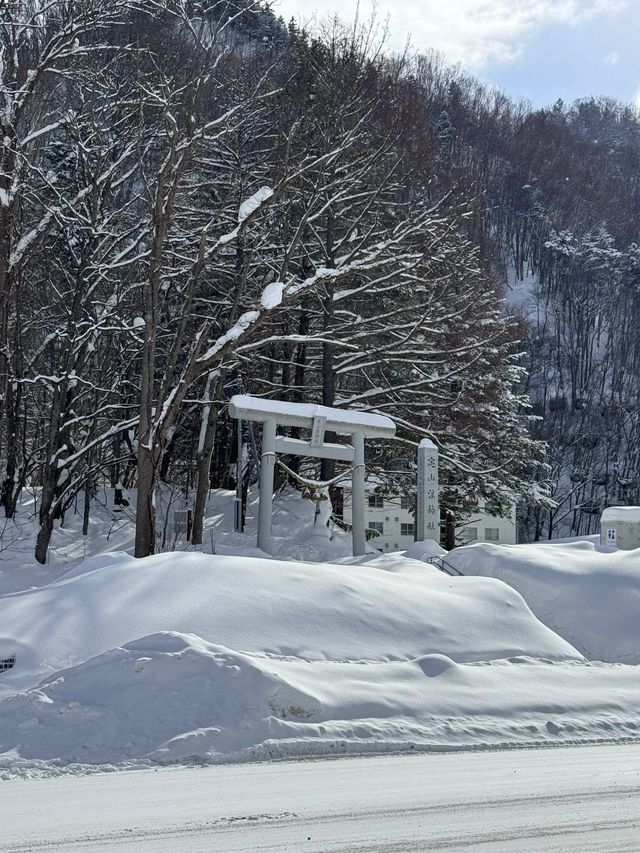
left=238, top=186, right=273, bottom=224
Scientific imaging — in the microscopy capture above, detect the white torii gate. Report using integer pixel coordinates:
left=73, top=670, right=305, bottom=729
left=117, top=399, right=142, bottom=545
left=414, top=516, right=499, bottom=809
left=228, top=395, right=396, bottom=556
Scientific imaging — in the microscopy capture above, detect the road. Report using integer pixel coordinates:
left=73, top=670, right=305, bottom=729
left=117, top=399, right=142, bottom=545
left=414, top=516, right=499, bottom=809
left=3, top=745, right=640, bottom=851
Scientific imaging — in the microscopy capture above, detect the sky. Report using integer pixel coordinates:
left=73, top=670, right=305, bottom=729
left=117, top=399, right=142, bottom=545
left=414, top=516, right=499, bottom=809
left=273, top=0, right=640, bottom=109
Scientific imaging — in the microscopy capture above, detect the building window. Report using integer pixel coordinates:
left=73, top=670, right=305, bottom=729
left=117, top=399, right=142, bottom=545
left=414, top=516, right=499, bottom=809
left=463, top=527, right=478, bottom=543
left=485, top=528, right=500, bottom=542
left=368, top=495, right=384, bottom=509
left=400, top=523, right=415, bottom=537
left=369, top=521, right=384, bottom=535
left=400, top=496, right=413, bottom=510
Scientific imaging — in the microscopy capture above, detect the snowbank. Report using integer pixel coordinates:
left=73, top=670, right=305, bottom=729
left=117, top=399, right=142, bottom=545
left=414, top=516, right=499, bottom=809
left=0, top=550, right=578, bottom=698
left=404, top=539, right=447, bottom=560
left=444, top=540, right=640, bottom=663
left=0, top=486, right=356, bottom=595
left=3, top=507, right=640, bottom=776
left=2, top=631, right=639, bottom=775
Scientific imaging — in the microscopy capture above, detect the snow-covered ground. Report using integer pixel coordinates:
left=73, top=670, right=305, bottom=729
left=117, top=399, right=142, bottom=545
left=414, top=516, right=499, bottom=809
left=4, top=746, right=640, bottom=852
left=444, top=539, right=640, bottom=663
left=1, top=490, right=640, bottom=778
left=0, top=485, right=350, bottom=594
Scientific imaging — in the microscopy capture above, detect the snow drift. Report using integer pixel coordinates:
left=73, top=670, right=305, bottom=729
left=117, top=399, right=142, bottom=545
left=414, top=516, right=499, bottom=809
left=0, top=550, right=578, bottom=698
left=2, top=547, right=640, bottom=776
left=444, top=540, right=640, bottom=663
left=2, top=631, right=640, bottom=773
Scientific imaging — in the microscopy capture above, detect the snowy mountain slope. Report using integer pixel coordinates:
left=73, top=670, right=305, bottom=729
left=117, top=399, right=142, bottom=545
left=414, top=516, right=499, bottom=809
left=443, top=540, right=640, bottom=663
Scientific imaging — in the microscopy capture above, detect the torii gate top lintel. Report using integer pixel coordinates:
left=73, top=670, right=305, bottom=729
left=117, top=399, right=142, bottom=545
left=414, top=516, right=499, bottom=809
left=228, top=395, right=395, bottom=438
left=228, top=394, right=396, bottom=557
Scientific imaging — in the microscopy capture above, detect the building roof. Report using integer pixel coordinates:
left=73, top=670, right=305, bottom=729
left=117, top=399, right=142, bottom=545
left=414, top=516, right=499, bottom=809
left=601, top=506, right=640, bottom=523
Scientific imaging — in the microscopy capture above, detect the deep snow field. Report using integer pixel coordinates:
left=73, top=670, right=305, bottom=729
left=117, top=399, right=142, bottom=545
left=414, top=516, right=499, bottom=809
left=1, top=489, right=640, bottom=780
left=445, top=538, right=640, bottom=663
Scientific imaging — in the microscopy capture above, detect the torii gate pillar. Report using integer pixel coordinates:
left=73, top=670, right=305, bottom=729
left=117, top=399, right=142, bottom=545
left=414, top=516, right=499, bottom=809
left=351, top=431, right=366, bottom=556
left=257, top=418, right=277, bottom=553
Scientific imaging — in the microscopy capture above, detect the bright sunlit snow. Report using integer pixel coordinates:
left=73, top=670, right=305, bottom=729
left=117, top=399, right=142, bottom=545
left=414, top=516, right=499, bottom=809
left=445, top=539, right=640, bottom=663
left=2, top=491, right=640, bottom=778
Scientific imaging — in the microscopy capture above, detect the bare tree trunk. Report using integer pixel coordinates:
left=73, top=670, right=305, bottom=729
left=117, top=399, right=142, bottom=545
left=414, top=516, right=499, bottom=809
left=35, top=514, right=53, bottom=565
left=134, top=320, right=158, bottom=556
left=444, top=512, right=456, bottom=551
left=35, top=461, right=59, bottom=564
left=0, top=210, right=12, bottom=507
left=135, top=443, right=159, bottom=557
left=82, top=453, right=92, bottom=537
left=2, top=286, right=24, bottom=518
left=134, top=176, right=163, bottom=557
left=134, top=357, right=160, bottom=554
left=1, top=383, right=19, bottom=518
left=320, top=211, right=336, bottom=481
left=192, top=379, right=218, bottom=546
left=320, top=281, right=335, bottom=482
left=34, top=382, right=66, bottom=564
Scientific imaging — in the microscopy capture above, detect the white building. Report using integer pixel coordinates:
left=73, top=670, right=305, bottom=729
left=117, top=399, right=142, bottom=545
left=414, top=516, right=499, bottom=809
left=600, top=506, right=640, bottom=550
left=337, top=482, right=517, bottom=551
left=454, top=501, right=517, bottom=547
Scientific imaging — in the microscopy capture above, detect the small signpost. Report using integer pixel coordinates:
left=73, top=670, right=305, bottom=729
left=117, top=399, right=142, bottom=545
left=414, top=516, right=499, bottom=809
left=0, top=655, right=16, bottom=672
left=173, top=509, right=193, bottom=541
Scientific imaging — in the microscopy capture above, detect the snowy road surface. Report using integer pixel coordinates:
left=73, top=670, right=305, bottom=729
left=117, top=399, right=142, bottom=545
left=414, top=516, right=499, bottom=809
left=3, top=746, right=640, bottom=852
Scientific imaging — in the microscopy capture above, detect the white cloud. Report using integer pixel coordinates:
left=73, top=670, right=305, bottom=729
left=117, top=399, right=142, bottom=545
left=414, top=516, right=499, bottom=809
left=633, top=85, right=640, bottom=109
left=274, top=0, right=628, bottom=70
left=605, top=51, right=620, bottom=66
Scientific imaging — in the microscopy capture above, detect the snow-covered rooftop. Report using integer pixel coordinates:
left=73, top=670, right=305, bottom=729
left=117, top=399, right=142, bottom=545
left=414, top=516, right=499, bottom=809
left=601, top=506, right=640, bottom=523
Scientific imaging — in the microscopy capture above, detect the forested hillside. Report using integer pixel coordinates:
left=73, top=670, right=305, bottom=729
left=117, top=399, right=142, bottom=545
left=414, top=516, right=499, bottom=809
left=1, top=0, right=638, bottom=558
left=427, top=77, right=640, bottom=539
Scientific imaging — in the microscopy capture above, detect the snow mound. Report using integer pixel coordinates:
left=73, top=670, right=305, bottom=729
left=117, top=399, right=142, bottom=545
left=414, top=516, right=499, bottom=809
left=0, top=551, right=580, bottom=698
left=0, top=633, right=318, bottom=765
left=404, top=538, right=446, bottom=560
left=444, top=541, right=640, bottom=663
left=2, top=632, right=640, bottom=772
left=416, top=654, right=457, bottom=677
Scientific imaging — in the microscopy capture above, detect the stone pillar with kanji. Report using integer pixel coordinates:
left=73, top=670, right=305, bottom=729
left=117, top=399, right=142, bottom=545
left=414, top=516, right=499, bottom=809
left=416, top=438, right=440, bottom=543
